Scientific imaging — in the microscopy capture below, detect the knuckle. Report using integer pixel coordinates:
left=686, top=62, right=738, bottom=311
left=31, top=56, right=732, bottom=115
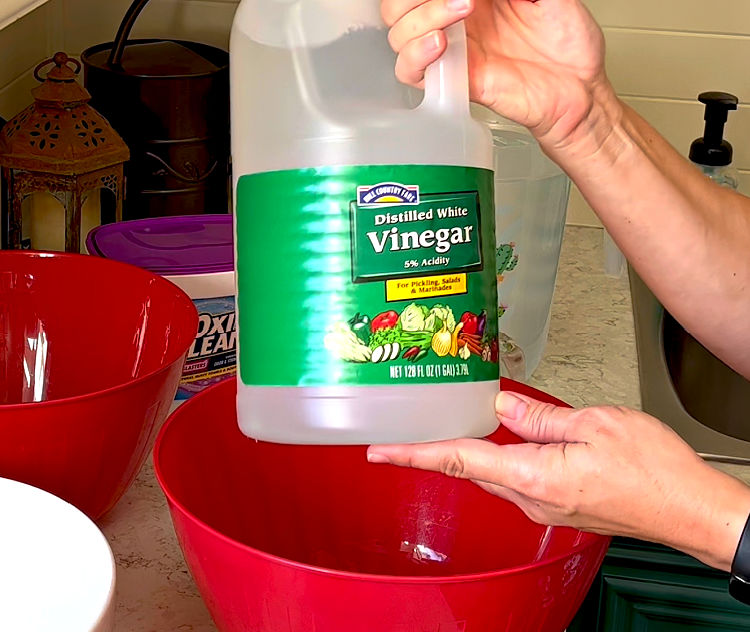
left=395, top=47, right=426, bottom=86
left=394, top=58, right=416, bottom=86
left=592, top=407, right=625, bottom=435
left=381, top=9, right=395, bottom=27
left=573, top=406, right=625, bottom=439
left=527, top=477, right=550, bottom=500
left=440, top=449, right=468, bottom=478
left=387, top=26, right=402, bottom=52
left=515, top=464, right=548, bottom=498
left=380, top=1, right=402, bottom=27
left=526, top=402, right=559, bottom=436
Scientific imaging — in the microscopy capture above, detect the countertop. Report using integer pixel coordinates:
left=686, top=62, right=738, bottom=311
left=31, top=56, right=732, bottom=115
left=96, top=225, right=742, bottom=631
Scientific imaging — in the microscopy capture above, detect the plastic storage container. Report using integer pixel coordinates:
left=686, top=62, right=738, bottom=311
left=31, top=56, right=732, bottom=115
left=473, top=108, right=571, bottom=380
left=87, top=215, right=236, bottom=399
left=231, top=1, right=499, bottom=444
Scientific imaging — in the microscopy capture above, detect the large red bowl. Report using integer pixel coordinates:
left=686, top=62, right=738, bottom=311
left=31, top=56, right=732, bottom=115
left=155, top=377, right=610, bottom=631
left=0, top=251, right=198, bottom=520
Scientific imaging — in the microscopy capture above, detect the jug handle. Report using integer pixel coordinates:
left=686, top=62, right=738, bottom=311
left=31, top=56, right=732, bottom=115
left=420, top=22, right=470, bottom=116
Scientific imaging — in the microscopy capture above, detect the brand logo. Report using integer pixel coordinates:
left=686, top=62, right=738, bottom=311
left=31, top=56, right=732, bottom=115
left=350, top=191, right=483, bottom=283
left=357, top=182, right=420, bottom=207
left=187, top=310, right=237, bottom=360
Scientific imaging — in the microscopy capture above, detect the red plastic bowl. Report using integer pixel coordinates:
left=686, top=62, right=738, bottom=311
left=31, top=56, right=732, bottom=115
left=0, top=251, right=198, bottom=520
left=154, top=378, right=610, bottom=632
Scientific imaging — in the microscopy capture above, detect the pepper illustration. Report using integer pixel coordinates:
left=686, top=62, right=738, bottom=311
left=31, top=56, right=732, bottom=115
left=348, top=313, right=371, bottom=345
left=459, top=311, right=479, bottom=336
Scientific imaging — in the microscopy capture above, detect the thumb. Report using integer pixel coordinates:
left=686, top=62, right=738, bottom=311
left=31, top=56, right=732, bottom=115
left=496, top=391, right=585, bottom=444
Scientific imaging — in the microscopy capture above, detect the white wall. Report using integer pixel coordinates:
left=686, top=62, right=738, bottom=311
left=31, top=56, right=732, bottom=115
left=0, top=0, right=237, bottom=125
left=0, top=0, right=64, bottom=122
left=60, top=0, right=238, bottom=54
left=569, top=0, right=750, bottom=225
left=3, top=0, right=750, bottom=228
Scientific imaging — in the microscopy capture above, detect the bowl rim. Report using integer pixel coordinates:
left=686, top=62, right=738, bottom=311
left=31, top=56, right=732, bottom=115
left=0, top=251, right=198, bottom=411
left=0, top=476, right=117, bottom=627
left=153, top=378, right=611, bottom=585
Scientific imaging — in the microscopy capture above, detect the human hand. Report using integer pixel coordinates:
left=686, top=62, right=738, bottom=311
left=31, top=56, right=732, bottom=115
left=381, top=0, right=617, bottom=151
left=368, top=391, right=750, bottom=571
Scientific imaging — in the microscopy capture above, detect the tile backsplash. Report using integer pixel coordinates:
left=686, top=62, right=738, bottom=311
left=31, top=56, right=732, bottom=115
left=3, top=0, right=750, bottom=228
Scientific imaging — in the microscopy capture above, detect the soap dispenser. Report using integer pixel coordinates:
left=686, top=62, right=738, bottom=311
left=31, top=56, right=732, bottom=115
left=689, top=91, right=739, bottom=190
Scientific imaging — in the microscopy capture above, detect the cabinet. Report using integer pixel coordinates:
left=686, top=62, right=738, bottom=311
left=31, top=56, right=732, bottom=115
left=569, top=538, right=750, bottom=631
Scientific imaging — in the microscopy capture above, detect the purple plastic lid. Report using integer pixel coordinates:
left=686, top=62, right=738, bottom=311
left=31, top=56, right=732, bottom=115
left=86, top=215, right=234, bottom=276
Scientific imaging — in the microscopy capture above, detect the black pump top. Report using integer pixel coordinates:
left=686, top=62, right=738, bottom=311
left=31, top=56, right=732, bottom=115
left=689, top=91, right=739, bottom=167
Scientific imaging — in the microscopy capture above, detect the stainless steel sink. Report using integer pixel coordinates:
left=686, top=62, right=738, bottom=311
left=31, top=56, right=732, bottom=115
left=630, top=268, right=750, bottom=463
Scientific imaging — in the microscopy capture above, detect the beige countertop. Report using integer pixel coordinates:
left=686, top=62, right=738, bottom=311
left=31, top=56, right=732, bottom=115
left=96, top=225, right=745, bottom=631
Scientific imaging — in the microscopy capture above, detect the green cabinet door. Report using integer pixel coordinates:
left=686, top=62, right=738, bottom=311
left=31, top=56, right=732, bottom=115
left=569, top=538, right=750, bottom=631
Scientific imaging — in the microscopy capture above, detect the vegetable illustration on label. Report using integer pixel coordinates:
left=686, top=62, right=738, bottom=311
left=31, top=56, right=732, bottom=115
left=324, top=301, right=497, bottom=368
left=324, top=322, right=372, bottom=364
left=399, top=303, right=429, bottom=332
left=459, top=311, right=479, bottom=336
left=432, top=323, right=453, bottom=358
left=371, top=310, right=399, bottom=332
left=348, top=313, right=371, bottom=344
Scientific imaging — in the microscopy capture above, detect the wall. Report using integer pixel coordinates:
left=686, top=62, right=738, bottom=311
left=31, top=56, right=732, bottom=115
left=2, top=0, right=750, bottom=228
left=60, top=0, right=238, bottom=54
left=569, top=0, right=750, bottom=225
left=0, top=0, right=237, bottom=124
left=0, top=0, right=64, bottom=122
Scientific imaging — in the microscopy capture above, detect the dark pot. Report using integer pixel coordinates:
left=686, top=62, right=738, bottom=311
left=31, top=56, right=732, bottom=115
left=81, top=0, right=230, bottom=220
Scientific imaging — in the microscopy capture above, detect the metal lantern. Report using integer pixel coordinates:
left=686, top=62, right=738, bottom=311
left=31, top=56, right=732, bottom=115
left=0, top=52, right=129, bottom=252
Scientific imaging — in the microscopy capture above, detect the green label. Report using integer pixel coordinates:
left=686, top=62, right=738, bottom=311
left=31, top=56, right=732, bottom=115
left=236, top=165, right=499, bottom=387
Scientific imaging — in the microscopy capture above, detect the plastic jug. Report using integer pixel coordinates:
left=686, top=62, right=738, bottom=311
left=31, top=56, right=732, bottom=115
left=474, top=109, right=571, bottom=380
left=231, top=0, right=499, bottom=444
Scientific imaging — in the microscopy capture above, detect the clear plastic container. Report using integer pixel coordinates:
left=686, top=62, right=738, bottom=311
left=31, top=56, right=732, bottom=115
left=697, top=164, right=739, bottom=190
left=473, top=109, right=571, bottom=380
left=231, top=0, right=499, bottom=444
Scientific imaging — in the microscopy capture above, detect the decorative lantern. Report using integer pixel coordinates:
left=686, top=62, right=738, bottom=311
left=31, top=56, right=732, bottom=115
left=0, top=52, right=129, bottom=252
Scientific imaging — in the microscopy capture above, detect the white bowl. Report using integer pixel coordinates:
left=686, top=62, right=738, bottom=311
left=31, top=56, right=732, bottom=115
left=0, top=477, right=116, bottom=631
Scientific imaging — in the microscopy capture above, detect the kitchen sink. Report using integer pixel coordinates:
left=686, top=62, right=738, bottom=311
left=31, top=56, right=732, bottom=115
left=630, top=268, right=750, bottom=463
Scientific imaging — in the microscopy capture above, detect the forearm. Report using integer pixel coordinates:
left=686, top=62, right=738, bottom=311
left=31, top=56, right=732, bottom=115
left=542, top=86, right=750, bottom=378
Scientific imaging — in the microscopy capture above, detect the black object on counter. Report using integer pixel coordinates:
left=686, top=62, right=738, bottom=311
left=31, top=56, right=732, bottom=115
left=731, top=513, right=750, bottom=606
left=81, top=0, right=230, bottom=220
left=689, top=91, right=739, bottom=167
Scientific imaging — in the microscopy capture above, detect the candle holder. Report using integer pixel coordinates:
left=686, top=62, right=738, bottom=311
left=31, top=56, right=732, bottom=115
left=0, top=52, right=129, bottom=252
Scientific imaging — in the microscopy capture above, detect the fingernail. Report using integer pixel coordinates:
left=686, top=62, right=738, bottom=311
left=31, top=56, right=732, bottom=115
left=367, top=452, right=391, bottom=465
left=447, top=0, right=470, bottom=11
left=426, top=31, right=441, bottom=51
left=496, top=392, right=528, bottom=420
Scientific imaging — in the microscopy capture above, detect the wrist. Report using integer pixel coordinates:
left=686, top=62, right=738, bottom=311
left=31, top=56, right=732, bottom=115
left=537, top=79, right=627, bottom=170
left=672, top=467, right=750, bottom=572
left=712, top=478, right=750, bottom=572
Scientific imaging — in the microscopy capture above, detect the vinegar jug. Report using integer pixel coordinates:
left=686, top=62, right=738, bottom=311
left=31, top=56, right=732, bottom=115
left=231, top=0, right=499, bottom=443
